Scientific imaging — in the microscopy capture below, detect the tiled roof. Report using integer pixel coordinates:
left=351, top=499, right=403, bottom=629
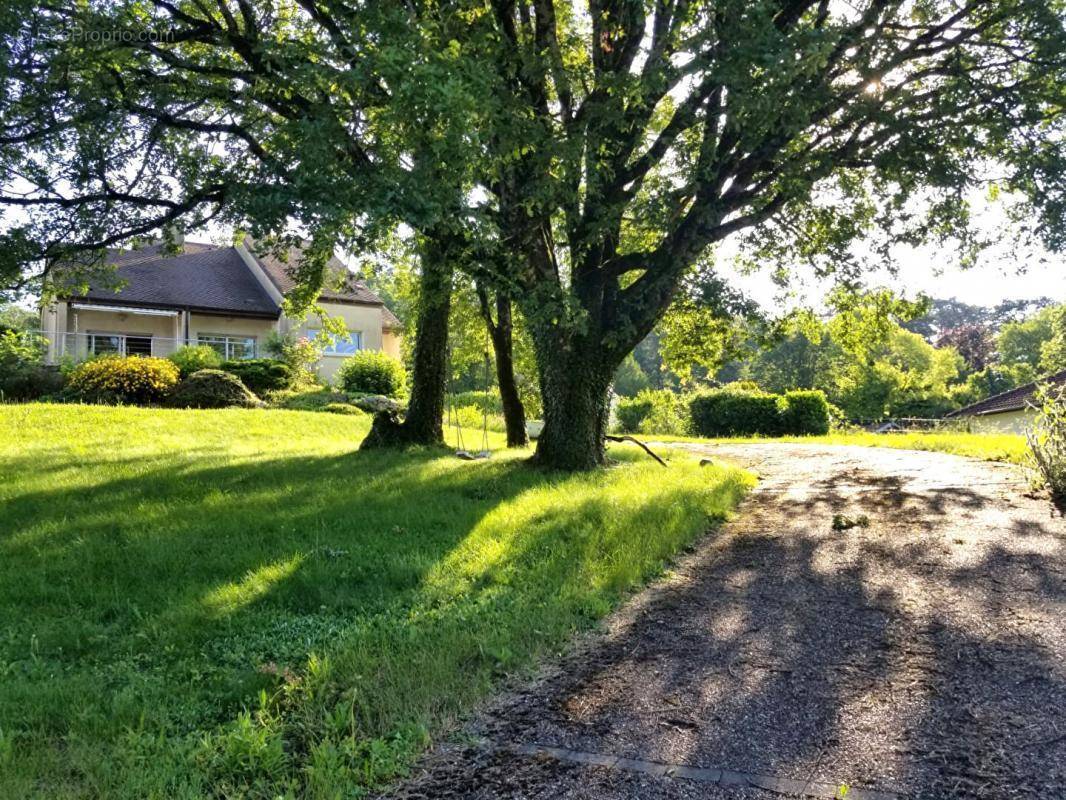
left=946, top=368, right=1066, bottom=418
left=64, top=240, right=403, bottom=326
left=251, top=245, right=392, bottom=306
left=381, top=306, right=403, bottom=330
left=76, top=243, right=280, bottom=316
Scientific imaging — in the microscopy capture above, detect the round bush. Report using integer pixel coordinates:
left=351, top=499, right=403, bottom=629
left=168, top=345, right=222, bottom=377
left=169, top=369, right=260, bottom=409
left=220, top=358, right=294, bottom=394
left=337, top=351, right=406, bottom=397
left=68, top=356, right=179, bottom=404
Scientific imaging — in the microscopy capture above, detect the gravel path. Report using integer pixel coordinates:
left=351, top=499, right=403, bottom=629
left=386, top=444, right=1066, bottom=799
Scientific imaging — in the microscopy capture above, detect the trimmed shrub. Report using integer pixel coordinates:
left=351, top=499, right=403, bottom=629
left=448, top=403, right=506, bottom=434
left=337, top=350, right=406, bottom=397
left=643, top=392, right=691, bottom=436
left=221, top=359, right=294, bottom=394
left=689, top=389, right=783, bottom=437
left=169, top=369, right=260, bottom=409
left=780, top=390, right=831, bottom=435
left=68, top=356, right=179, bottom=404
left=168, top=345, right=222, bottom=377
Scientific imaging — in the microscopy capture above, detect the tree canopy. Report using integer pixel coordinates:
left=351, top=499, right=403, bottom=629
left=3, top=0, right=1065, bottom=466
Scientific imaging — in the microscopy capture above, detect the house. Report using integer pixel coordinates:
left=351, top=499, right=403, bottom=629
left=944, top=368, right=1066, bottom=434
left=40, top=237, right=402, bottom=382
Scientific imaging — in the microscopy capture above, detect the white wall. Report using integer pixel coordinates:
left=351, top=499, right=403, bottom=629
left=288, top=301, right=388, bottom=383
left=964, top=408, right=1034, bottom=436
left=382, top=329, right=402, bottom=360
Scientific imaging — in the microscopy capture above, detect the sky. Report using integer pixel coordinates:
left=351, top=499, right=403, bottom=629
left=729, top=244, right=1066, bottom=314
left=722, top=190, right=1066, bottom=313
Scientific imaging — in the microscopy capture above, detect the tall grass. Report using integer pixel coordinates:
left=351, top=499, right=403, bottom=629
left=0, top=404, right=752, bottom=798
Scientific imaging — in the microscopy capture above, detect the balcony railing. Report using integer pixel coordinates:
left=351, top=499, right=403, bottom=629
left=35, top=332, right=259, bottom=363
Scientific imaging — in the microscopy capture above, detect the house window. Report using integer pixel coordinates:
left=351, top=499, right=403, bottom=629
left=88, top=333, right=153, bottom=357
left=309, top=329, right=362, bottom=356
left=198, top=334, right=257, bottom=360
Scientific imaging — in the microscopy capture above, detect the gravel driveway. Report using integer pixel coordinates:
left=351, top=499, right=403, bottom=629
left=386, top=444, right=1066, bottom=799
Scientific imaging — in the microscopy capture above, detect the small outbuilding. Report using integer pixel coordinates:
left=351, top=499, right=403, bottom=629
left=945, top=368, right=1066, bottom=434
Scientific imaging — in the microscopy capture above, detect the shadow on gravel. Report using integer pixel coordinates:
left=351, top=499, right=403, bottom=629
left=398, top=458, right=1066, bottom=800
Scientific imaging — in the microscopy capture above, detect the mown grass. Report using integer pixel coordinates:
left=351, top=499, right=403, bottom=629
left=0, top=403, right=753, bottom=798
left=650, top=430, right=1028, bottom=465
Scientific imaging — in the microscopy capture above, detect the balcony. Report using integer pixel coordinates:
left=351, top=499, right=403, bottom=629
left=38, top=332, right=259, bottom=363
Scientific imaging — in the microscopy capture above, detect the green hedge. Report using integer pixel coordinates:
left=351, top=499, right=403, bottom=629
left=689, top=390, right=783, bottom=437
left=450, top=390, right=502, bottom=414
left=0, top=329, right=63, bottom=400
left=689, top=388, right=831, bottom=437
left=779, top=390, right=831, bottom=435
left=615, top=394, right=654, bottom=433
left=220, top=359, right=293, bottom=394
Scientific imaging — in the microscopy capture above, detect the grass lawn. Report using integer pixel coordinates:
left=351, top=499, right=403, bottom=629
left=652, top=430, right=1028, bottom=465
left=0, top=404, right=753, bottom=799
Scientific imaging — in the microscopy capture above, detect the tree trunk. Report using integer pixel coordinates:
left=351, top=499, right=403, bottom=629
left=530, top=341, right=615, bottom=470
left=362, top=231, right=453, bottom=449
left=478, top=287, right=528, bottom=447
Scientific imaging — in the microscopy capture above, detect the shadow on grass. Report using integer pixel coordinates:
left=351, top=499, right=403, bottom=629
left=0, top=439, right=749, bottom=798
left=433, top=454, right=1066, bottom=800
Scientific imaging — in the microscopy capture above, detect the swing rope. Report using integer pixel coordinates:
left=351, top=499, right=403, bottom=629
left=447, top=347, right=492, bottom=460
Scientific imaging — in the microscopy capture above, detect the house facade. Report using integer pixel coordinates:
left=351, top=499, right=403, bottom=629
left=944, top=367, right=1066, bottom=435
left=41, top=238, right=402, bottom=382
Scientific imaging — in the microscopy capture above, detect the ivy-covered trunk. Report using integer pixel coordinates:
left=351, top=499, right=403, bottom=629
left=362, top=231, right=453, bottom=449
left=530, top=340, right=615, bottom=470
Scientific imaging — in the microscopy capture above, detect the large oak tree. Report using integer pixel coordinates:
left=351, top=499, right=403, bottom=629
left=3, top=0, right=1065, bottom=468
left=471, top=0, right=1066, bottom=467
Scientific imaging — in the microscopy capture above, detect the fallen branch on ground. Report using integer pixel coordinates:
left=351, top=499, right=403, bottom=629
left=605, top=435, right=668, bottom=467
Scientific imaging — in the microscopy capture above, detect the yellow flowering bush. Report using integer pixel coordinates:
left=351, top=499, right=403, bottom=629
left=68, top=355, right=180, bottom=404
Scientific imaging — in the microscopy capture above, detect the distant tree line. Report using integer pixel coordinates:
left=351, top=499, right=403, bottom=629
left=614, top=293, right=1066, bottom=421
